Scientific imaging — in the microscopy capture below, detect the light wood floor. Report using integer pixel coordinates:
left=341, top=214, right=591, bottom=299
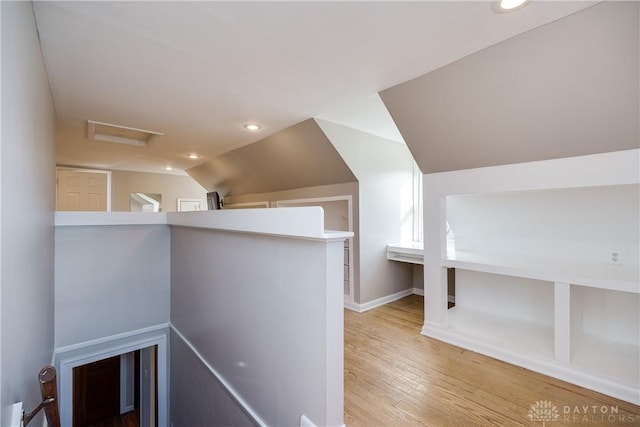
left=344, top=295, right=640, bottom=426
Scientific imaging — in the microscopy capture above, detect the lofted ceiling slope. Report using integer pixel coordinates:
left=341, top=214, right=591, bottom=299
left=187, top=119, right=356, bottom=196
left=33, top=1, right=596, bottom=176
left=380, top=1, right=639, bottom=174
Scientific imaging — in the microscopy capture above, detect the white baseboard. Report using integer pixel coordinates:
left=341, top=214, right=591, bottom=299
left=345, top=288, right=415, bottom=313
left=343, top=300, right=361, bottom=312
left=344, top=288, right=451, bottom=312
left=2, top=402, right=22, bottom=427
left=300, top=414, right=345, bottom=427
left=421, top=324, right=640, bottom=406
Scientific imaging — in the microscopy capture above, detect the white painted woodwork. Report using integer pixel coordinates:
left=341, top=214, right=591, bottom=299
left=55, top=211, right=167, bottom=226
left=422, top=149, right=640, bottom=405
left=386, top=243, right=424, bottom=265
left=443, top=251, right=639, bottom=294
left=56, top=327, right=169, bottom=427
left=2, top=403, right=22, bottom=427
left=554, top=282, right=571, bottom=363
left=168, top=206, right=352, bottom=241
left=120, top=352, right=135, bottom=414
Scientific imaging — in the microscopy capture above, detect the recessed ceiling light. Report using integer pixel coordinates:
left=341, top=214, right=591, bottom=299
left=244, top=123, right=262, bottom=131
left=165, top=166, right=173, bottom=171
left=187, top=153, right=200, bottom=159
left=496, top=0, right=529, bottom=12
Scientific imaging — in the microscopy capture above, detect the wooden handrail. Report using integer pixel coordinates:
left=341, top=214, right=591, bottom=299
left=23, top=365, right=60, bottom=427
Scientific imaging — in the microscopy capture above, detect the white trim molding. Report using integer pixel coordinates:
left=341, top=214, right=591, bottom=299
left=170, top=324, right=268, bottom=427
left=300, top=414, right=346, bottom=427
left=344, top=288, right=415, bottom=313
left=55, top=326, right=169, bottom=427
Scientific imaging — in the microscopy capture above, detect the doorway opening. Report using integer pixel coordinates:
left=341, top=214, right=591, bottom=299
left=72, top=347, right=158, bottom=427
left=57, top=328, right=168, bottom=427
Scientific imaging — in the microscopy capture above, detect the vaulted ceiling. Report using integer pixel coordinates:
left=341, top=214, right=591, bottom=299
left=34, top=1, right=596, bottom=175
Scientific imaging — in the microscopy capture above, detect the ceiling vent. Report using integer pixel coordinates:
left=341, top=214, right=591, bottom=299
left=87, top=120, right=163, bottom=147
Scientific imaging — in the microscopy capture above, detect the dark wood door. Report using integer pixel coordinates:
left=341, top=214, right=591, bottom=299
left=73, top=355, right=120, bottom=427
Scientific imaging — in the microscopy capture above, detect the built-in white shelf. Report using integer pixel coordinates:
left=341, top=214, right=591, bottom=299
left=386, top=243, right=424, bottom=265
left=422, top=150, right=640, bottom=405
left=571, top=334, right=640, bottom=388
left=447, top=306, right=554, bottom=360
left=443, top=251, right=639, bottom=294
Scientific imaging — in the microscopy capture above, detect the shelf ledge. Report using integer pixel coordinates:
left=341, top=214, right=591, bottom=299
left=443, top=251, right=639, bottom=293
left=387, top=243, right=424, bottom=265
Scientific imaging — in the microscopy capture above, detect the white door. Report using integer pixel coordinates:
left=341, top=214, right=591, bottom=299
left=56, top=169, right=108, bottom=211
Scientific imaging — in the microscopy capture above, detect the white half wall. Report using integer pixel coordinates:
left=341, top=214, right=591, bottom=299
left=223, top=182, right=360, bottom=301
left=1, top=2, right=57, bottom=423
left=170, top=219, right=346, bottom=427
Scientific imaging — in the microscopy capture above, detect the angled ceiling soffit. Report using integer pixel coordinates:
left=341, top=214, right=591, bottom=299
left=186, top=119, right=356, bottom=196
left=380, top=2, right=639, bottom=174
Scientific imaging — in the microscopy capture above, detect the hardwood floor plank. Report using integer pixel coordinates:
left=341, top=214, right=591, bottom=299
left=344, top=295, right=640, bottom=426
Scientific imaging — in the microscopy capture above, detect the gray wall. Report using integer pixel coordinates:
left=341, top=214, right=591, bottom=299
left=170, top=329, right=256, bottom=427
left=110, top=169, right=207, bottom=212
left=224, top=181, right=360, bottom=299
left=170, top=225, right=345, bottom=427
left=187, top=119, right=357, bottom=196
left=380, top=2, right=639, bottom=174
left=54, top=225, right=170, bottom=348
left=1, top=2, right=57, bottom=422
left=317, top=120, right=414, bottom=303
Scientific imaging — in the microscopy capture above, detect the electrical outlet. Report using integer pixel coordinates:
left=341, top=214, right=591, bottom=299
left=609, top=250, right=622, bottom=264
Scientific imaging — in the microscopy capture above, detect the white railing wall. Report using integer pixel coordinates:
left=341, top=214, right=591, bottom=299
left=53, top=208, right=349, bottom=427
left=168, top=208, right=349, bottom=427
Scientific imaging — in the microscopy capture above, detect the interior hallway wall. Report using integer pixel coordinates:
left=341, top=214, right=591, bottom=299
left=170, top=329, right=256, bottom=427
left=223, top=182, right=360, bottom=300
left=316, top=120, right=414, bottom=304
left=54, top=224, right=170, bottom=348
left=110, top=169, right=207, bottom=212
left=1, top=1, right=57, bottom=422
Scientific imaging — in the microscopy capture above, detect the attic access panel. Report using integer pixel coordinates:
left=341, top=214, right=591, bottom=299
left=87, top=120, right=163, bottom=147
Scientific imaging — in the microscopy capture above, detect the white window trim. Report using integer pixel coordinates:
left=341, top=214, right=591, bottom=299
left=413, top=162, right=423, bottom=243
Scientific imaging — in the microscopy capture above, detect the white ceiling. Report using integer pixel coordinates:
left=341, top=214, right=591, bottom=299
left=33, top=1, right=596, bottom=175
